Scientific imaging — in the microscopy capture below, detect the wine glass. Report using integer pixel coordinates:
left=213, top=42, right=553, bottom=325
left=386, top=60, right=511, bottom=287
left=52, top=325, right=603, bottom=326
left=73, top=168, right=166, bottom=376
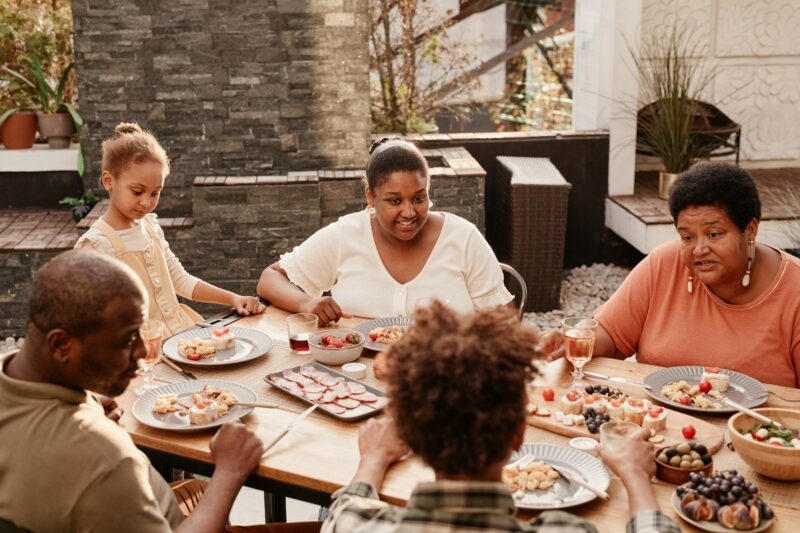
left=135, top=319, right=165, bottom=396
left=562, top=316, right=598, bottom=390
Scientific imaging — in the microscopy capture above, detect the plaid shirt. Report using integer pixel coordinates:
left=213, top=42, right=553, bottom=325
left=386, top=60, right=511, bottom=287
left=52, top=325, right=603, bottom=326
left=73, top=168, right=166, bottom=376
left=321, top=481, right=681, bottom=533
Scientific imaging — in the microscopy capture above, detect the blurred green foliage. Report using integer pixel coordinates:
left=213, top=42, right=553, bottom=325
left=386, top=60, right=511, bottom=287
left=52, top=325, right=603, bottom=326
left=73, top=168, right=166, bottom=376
left=0, top=0, right=75, bottom=110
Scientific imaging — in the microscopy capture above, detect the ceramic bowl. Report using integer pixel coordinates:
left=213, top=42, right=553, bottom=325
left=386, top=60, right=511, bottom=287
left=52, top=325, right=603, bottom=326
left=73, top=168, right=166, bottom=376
left=655, top=447, right=713, bottom=485
left=728, top=408, right=800, bottom=481
left=308, top=329, right=364, bottom=366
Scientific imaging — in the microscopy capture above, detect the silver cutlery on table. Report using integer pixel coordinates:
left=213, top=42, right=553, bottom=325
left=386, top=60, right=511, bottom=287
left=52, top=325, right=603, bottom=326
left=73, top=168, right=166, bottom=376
left=160, top=357, right=198, bottom=381
left=547, top=463, right=609, bottom=500
left=724, top=398, right=786, bottom=429
left=262, top=404, right=319, bottom=456
left=583, top=371, right=651, bottom=390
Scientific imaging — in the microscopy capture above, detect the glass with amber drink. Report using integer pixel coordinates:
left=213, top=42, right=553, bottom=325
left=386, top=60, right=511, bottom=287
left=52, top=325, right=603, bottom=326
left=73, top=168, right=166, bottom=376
left=136, top=319, right=165, bottom=395
left=562, top=316, right=598, bottom=389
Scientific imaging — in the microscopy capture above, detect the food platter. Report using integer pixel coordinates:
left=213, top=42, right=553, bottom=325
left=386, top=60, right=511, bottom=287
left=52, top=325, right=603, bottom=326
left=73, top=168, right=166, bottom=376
left=163, top=327, right=272, bottom=367
left=506, top=444, right=610, bottom=510
left=643, top=366, right=768, bottom=415
left=264, top=362, right=387, bottom=421
left=670, top=493, right=774, bottom=532
left=132, top=379, right=256, bottom=431
left=352, top=316, right=414, bottom=352
left=525, top=385, right=725, bottom=454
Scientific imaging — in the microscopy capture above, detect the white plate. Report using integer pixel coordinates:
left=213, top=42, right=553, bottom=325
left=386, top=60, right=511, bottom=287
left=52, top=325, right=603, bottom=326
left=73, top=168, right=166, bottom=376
left=671, top=493, right=774, bottom=532
left=132, top=379, right=257, bottom=431
left=507, top=444, right=610, bottom=510
left=163, top=327, right=272, bottom=366
left=644, top=366, right=768, bottom=415
left=352, top=316, right=414, bottom=351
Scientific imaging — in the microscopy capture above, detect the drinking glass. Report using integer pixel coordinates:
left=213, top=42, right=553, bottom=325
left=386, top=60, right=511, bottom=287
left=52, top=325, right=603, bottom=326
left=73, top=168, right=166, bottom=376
left=599, top=421, right=639, bottom=453
left=562, top=316, right=598, bottom=389
left=135, top=319, right=164, bottom=396
left=287, top=313, right=318, bottom=354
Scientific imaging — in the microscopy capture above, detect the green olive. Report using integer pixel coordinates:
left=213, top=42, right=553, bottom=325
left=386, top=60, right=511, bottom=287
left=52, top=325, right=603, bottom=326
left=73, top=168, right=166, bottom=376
left=670, top=455, right=682, bottom=467
left=676, top=443, right=691, bottom=454
left=681, top=454, right=693, bottom=463
left=691, top=459, right=705, bottom=469
left=690, top=451, right=701, bottom=461
left=680, top=460, right=693, bottom=469
left=657, top=453, right=669, bottom=464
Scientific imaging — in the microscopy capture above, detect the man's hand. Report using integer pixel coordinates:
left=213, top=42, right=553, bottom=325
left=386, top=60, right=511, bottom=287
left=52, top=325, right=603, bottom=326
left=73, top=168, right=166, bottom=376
left=95, top=394, right=123, bottom=423
left=209, top=422, right=264, bottom=483
left=232, top=295, right=266, bottom=316
left=597, top=428, right=656, bottom=481
left=302, top=296, right=352, bottom=325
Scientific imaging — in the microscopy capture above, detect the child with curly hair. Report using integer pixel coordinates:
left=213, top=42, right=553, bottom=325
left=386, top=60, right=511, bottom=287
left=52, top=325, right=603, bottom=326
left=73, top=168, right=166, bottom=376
left=75, top=123, right=264, bottom=335
left=322, top=302, right=680, bottom=533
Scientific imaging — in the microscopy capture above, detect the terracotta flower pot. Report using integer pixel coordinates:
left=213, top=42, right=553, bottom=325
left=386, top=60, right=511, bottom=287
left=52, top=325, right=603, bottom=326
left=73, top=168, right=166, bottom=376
left=0, top=111, right=37, bottom=149
left=36, top=112, right=75, bottom=149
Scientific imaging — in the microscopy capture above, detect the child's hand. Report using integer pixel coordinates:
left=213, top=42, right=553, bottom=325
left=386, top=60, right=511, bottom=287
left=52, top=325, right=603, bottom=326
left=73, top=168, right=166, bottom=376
left=232, top=295, right=266, bottom=316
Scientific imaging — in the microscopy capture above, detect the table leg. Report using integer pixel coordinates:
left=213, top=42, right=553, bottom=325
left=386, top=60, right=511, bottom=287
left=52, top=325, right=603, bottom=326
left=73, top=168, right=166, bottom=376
left=264, top=492, right=287, bottom=523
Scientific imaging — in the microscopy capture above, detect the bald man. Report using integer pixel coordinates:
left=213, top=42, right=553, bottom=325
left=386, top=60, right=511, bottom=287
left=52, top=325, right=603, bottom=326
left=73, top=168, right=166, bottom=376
left=0, top=250, right=263, bottom=532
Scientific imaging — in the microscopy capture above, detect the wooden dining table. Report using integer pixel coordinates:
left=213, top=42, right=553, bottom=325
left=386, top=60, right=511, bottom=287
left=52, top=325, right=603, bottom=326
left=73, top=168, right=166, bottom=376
left=116, top=306, right=800, bottom=532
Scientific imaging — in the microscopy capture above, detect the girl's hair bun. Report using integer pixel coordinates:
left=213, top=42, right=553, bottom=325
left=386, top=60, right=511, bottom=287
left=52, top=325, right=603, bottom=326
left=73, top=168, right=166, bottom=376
left=114, top=122, right=143, bottom=138
left=369, top=136, right=402, bottom=155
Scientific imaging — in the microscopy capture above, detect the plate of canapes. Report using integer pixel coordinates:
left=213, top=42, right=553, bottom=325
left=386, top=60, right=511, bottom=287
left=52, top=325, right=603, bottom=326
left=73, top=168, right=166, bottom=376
left=503, top=444, right=610, bottom=510
left=643, top=366, right=768, bottom=415
left=352, top=316, right=413, bottom=352
left=132, top=380, right=257, bottom=431
left=163, top=327, right=272, bottom=366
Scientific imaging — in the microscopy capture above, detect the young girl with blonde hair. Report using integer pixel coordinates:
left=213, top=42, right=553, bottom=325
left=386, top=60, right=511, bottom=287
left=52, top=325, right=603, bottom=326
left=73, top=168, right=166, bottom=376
left=75, top=122, right=264, bottom=335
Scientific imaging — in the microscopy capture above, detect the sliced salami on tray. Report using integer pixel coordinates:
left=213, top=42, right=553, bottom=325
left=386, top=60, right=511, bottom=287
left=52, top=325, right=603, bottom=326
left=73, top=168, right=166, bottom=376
left=265, top=362, right=387, bottom=421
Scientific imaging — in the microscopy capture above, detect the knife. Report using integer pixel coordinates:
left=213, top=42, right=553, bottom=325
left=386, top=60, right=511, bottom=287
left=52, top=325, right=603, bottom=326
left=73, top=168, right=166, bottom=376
left=583, top=371, right=651, bottom=390
left=262, top=403, right=318, bottom=456
left=160, top=357, right=198, bottom=381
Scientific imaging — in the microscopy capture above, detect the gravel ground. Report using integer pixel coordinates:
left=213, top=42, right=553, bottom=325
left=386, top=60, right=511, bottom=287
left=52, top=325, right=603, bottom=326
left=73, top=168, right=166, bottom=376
left=522, top=263, right=631, bottom=331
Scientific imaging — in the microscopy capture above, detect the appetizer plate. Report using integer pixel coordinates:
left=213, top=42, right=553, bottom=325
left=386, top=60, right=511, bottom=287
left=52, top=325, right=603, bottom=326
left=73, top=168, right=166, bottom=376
left=264, top=362, right=387, bottom=422
left=507, top=444, right=610, bottom=510
left=353, top=316, right=414, bottom=352
left=644, top=366, right=768, bottom=415
left=670, top=493, right=774, bottom=532
left=132, top=379, right=256, bottom=432
left=163, top=327, right=272, bottom=367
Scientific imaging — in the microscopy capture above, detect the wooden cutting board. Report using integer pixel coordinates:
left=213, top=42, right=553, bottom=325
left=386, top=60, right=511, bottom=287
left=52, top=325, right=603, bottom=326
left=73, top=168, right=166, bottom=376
left=526, top=386, right=724, bottom=454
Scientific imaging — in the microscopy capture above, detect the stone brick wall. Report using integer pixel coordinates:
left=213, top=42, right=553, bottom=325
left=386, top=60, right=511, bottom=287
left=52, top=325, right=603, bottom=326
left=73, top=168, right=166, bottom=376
left=0, top=251, right=61, bottom=337
left=71, top=0, right=370, bottom=216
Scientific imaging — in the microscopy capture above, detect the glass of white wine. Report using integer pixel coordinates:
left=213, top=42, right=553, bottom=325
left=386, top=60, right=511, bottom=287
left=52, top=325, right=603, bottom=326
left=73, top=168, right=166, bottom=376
left=135, top=319, right=165, bottom=396
left=562, top=316, right=598, bottom=389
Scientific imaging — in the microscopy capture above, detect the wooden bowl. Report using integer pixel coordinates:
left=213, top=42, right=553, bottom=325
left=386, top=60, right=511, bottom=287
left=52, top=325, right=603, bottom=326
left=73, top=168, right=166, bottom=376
left=728, top=408, right=800, bottom=481
left=654, top=448, right=713, bottom=485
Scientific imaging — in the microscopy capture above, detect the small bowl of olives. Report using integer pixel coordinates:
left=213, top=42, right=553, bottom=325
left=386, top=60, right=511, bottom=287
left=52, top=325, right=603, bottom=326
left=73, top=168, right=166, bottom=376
left=655, top=442, right=713, bottom=484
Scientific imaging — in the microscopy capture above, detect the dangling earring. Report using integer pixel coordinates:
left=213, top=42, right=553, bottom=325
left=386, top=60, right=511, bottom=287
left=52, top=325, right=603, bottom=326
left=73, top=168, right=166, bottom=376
left=365, top=205, right=376, bottom=218
left=687, top=275, right=693, bottom=294
left=742, top=240, right=754, bottom=287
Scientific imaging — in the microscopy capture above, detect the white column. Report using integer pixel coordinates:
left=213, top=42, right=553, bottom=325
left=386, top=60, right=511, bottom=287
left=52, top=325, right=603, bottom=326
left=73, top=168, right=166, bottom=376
left=573, top=0, right=641, bottom=196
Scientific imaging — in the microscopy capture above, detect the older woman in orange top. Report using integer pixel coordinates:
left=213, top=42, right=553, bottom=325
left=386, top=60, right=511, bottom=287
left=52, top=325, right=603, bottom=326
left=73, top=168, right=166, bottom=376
left=543, top=163, right=800, bottom=387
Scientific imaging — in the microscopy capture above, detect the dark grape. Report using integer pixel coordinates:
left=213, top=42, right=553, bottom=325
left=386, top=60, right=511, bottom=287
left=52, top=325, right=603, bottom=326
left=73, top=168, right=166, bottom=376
left=746, top=483, right=758, bottom=494
left=585, top=385, right=595, bottom=394
left=704, top=478, right=713, bottom=487
left=726, top=493, right=738, bottom=505
left=731, top=486, right=743, bottom=498
left=587, top=423, right=596, bottom=433
left=701, top=453, right=712, bottom=465
left=720, top=481, right=731, bottom=492
left=732, top=475, right=744, bottom=486
left=710, top=483, right=720, bottom=496
left=762, top=505, right=774, bottom=520
left=600, top=386, right=609, bottom=395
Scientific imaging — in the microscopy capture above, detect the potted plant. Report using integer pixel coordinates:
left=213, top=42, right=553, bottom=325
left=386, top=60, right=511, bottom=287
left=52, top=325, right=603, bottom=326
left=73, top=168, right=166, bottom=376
left=631, top=26, right=716, bottom=199
left=59, top=190, right=99, bottom=222
left=2, top=55, right=83, bottom=149
left=0, top=107, right=37, bottom=149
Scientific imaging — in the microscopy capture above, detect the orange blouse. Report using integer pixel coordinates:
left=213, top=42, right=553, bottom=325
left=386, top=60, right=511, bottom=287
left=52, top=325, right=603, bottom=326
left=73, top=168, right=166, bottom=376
left=595, top=240, right=800, bottom=388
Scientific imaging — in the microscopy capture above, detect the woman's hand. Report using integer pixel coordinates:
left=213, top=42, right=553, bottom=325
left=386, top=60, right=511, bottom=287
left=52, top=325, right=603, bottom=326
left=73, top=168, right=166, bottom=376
left=536, top=329, right=565, bottom=362
left=301, top=296, right=352, bottom=325
left=232, top=295, right=266, bottom=316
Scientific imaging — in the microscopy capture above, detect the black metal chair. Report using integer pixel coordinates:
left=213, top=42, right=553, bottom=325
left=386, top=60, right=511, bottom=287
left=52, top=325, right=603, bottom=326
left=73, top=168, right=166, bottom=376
left=500, top=262, right=527, bottom=319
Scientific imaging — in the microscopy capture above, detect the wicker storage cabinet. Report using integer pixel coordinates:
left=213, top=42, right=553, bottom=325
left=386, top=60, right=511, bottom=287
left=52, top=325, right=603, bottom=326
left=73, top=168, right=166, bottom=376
left=494, top=156, right=571, bottom=312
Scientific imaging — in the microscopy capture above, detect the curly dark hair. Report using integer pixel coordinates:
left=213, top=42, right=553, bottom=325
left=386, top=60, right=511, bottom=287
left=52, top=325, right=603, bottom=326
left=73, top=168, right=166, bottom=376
left=364, top=137, right=428, bottom=191
left=385, top=302, right=540, bottom=475
left=669, top=162, right=761, bottom=231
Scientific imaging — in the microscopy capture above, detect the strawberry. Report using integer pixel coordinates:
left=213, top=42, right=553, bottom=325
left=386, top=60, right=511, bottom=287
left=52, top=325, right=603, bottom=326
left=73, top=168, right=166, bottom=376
left=369, top=333, right=378, bottom=341
left=698, top=380, right=712, bottom=394
left=679, top=395, right=691, bottom=405
left=566, top=391, right=579, bottom=402
left=648, top=408, right=663, bottom=418
left=542, top=388, right=555, bottom=401
left=188, top=353, right=201, bottom=361
left=682, top=425, right=696, bottom=439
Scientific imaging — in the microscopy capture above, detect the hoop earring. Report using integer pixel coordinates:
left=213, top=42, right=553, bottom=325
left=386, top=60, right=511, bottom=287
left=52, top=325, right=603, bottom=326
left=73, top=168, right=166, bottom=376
left=365, top=205, right=376, bottom=218
left=742, top=240, right=754, bottom=287
left=687, top=275, right=693, bottom=294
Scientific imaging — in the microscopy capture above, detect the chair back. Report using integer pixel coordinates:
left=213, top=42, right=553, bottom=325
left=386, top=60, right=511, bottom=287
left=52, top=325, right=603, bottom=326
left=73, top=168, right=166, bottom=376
left=500, top=262, right=527, bottom=319
left=0, top=517, right=27, bottom=533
